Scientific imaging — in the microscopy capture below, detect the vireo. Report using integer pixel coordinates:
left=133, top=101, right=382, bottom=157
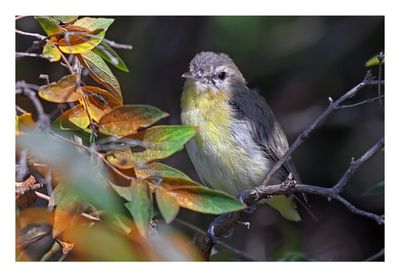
left=180, top=51, right=301, bottom=221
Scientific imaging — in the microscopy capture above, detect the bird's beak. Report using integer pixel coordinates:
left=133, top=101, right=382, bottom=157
left=182, top=72, right=195, bottom=80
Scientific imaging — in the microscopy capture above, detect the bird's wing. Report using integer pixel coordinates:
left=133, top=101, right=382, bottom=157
left=228, top=88, right=301, bottom=183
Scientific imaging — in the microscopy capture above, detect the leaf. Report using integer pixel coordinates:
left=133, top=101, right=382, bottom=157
left=265, top=195, right=301, bottom=222
left=78, top=51, right=123, bottom=104
left=136, top=163, right=191, bottom=180
left=92, top=42, right=129, bottom=72
left=38, top=74, right=82, bottom=103
left=73, top=17, right=114, bottom=32
left=365, top=54, right=384, bottom=67
left=80, top=86, right=122, bottom=123
left=16, top=113, right=35, bottom=136
left=58, top=28, right=106, bottom=54
left=34, top=16, right=62, bottom=36
left=42, top=40, right=61, bottom=62
left=155, top=187, right=180, bottom=223
left=52, top=104, right=90, bottom=130
left=362, top=181, right=384, bottom=197
left=98, top=105, right=169, bottom=137
left=124, top=180, right=153, bottom=237
left=106, top=125, right=196, bottom=169
left=160, top=177, right=245, bottom=214
left=52, top=16, right=78, bottom=24
left=49, top=182, right=84, bottom=237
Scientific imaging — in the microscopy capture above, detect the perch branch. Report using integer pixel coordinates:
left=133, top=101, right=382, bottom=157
left=262, top=79, right=383, bottom=187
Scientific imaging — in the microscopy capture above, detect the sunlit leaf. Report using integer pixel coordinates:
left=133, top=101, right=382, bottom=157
left=38, top=74, right=82, bottom=103
left=155, top=187, right=180, bottom=223
left=136, top=162, right=191, bottom=180
left=124, top=180, right=153, bottom=237
left=78, top=50, right=123, bottom=104
left=16, top=113, right=35, bottom=136
left=362, top=181, right=384, bottom=197
left=277, top=251, right=308, bottom=261
left=80, top=86, right=122, bottom=123
left=160, top=177, right=245, bottom=214
left=73, top=17, right=114, bottom=32
left=266, top=195, right=301, bottom=222
left=106, top=125, right=196, bottom=169
left=62, top=218, right=141, bottom=261
left=365, top=53, right=384, bottom=67
left=99, top=105, right=169, bottom=137
left=34, top=16, right=62, bottom=36
left=93, top=42, right=129, bottom=72
left=42, top=40, right=61, bottom=62
left=58, top=28, right=106, bottom=54
left=53, top=16, right=78, bottom=24
left=53, top=104, right=90, bottom=130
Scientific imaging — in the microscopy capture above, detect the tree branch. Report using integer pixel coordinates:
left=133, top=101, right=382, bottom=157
left=194, top=77, right=385, bottom=260
left=262, top=79, right=383, bottom=187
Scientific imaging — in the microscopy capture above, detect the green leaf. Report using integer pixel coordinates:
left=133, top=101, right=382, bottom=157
left=49, top=182, right=83, bottom=237
left=160, top=177, right=245, bottom=214
left=98, top=105, right=169, bottom=137
left=136, top=163, right=191, bottom=180
left=265, top=195, right=301, bottom=222
left=93, top=42, right=129, bottom=72
left=52, top=104, right=90, bottom=130
left=34, top=16, right=62, bottom=36
left=38, top=74, right=82, bottom=103
left=58, top=29, right=106, bottom=54
left=155, top=187, right=180, bottom=223
left=78, top=50, right=123, bottom=104
left=365, top=53, right=384, bottom=67
left=106, top=125, right=196, bottom=169
left=53, top=16, right=78, bottom=24
left=73, top=17, right=114, bottom=32
left=362, top=181, right=384, bottom=197
left=124, top=180, right=153, bottom=237
left=42, top=40, right=61, bottom=62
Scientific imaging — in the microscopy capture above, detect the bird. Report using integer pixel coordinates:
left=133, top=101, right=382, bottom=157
left=180, top=51, right=301, bottom=221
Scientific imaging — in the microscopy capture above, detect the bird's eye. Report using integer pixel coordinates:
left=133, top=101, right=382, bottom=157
left=217, top=71, right=226, bottom=80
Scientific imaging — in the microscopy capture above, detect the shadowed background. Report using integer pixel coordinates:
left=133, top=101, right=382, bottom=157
left=16, top=16, right=384, bottom=261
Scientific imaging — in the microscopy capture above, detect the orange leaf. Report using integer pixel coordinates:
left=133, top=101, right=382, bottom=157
left=99, top=105, right=168, bottom=137
left=16, top=113, right=35, bottom=136
left=38, top=74, right=82, bottom=103
left=80, top=86, right=122, bottom=123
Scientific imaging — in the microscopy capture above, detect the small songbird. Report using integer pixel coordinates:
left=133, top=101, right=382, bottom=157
left=180, top=51, right=301, bottom=221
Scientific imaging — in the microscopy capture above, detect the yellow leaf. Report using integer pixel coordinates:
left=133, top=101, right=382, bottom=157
left=39, top=74, right=82, bottom=103
left=16, top=113, right=35, bottom=136
left=42, top=40, right=61, bottom=62
left=58, top=28, right=106, bottom=54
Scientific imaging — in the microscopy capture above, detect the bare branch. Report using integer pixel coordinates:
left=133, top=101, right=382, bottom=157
left=333, top=138, right=384, bottom=193
left=262, top=80, right=383, bottom=187
left=16, top=29, right=46, bottom=40
left=16, top=52, right=46, bottom=59
left=103, top=38, right=133, bottom=50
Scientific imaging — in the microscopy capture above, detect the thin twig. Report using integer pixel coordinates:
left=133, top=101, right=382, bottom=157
left=262, top=79, right=383, bottom=187
left=333, top=138, right=384, bottom=193
left=103, top=38, right=133, bottom=50
left=16, top=81, right=50, bottom=130
left=174, top=218, right=256, bottom=261
left=35, top=191, right=100, bottom=221
left=365, top=248, right=384, bottom=261
left=16, top=52, right=46, bottom=59
left=336, top=95, right=384, bottom=109
left=16, top=29, right=46, bottom=40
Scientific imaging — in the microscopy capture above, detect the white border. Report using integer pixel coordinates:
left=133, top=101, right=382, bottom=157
left=3, top=0, right=398, bottom=276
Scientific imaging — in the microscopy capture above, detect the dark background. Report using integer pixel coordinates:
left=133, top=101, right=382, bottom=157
left=16, top=16, right=384, bottom=261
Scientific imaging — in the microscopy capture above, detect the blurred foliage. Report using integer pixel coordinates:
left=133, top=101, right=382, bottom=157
left=16, top=16, right=384, bottom=261
left=15, top=16, right=244, bottom=261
